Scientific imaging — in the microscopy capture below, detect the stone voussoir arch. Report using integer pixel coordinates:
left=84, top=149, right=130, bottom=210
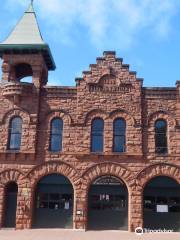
left=1, top=108, right=31, bottom=126
left=26, top=161, right=80, bottom=190
left=81, top=162, right=134, bottom=194
left=84, top=109, right=109, bottom=125
left=109, top=109, right=136, bottom=126
left=147, top=110, right=177, bottom=128
left=0, top=168, right=30, bottom=187
left=44, top=110, right=73, bottom=126
left=136, top=163, right=180, bottom=190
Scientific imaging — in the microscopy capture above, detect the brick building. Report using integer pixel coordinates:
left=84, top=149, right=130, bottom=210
left=0, top=2, right=179, bottom=232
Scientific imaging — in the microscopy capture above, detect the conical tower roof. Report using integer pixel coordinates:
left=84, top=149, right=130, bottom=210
left=0, top=2, right=56, bottom=70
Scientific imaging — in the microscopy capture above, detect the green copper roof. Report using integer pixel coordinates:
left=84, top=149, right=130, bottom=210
left=0, top=2, right=56, bottom=70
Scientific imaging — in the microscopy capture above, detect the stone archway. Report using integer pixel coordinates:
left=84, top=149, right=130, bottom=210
left=88, top=175, right=128, bottom=230
left=33, top=173, right=74, bottom=229
left=82, top=163, right=133, bottom=190
left=27, top=161, right=80, bottom=190
left=26, top=161, right=80, bottom=229
left=0, top=169, right=31, bottom=229
left=136, top=164, right=180, bottom=188
left=143, top=176, right=180, bottom=231
left=81, top=162, right=133, bottom=231
left=135, top=163, right=180, bottom=230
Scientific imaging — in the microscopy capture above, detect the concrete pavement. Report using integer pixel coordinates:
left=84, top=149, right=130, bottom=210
left=0, top=229, right=180, bottom=240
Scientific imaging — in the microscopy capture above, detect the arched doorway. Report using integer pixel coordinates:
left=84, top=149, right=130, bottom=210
left=88, top=175, right=128, bottom=230
left=143, top=176, right=180, bottom=231
left=33, top=174, right=74, bottom=228
left=3, top=182, right=18, bottom=228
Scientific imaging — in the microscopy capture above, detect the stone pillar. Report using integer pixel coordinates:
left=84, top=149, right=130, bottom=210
left=16, top=182, right=32, bottom=229
left=1, top=59, right=10, bottom=82
left=129, top=185, right=143, bottom=232
left=0, top=186, right=4, bottom=228
left=73, top=186, right=87, bottom=230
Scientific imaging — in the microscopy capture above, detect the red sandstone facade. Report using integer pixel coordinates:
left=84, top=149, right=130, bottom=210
left=0, top=51, right=179, bottom=231
left=0, top=3, right=180, bottom=233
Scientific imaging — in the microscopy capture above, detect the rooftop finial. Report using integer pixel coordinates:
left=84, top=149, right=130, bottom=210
left=26, top=0, right=35, bottom=13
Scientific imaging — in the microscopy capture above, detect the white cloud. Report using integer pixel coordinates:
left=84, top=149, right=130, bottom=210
left=4, top=0, right=180, bottom=50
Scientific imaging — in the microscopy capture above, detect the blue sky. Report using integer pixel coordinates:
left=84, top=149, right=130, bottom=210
left=0, top=0, right=180, bottom=87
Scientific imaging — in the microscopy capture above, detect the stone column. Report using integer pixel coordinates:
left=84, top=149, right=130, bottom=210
left=1, top=60, right=10, bottom=82
left=16, top=182, right=32, bottom=229
left=129, top=185, right=143, bottom=232
left=73, top=185, right=87, bottom=230
left=0, top=186, right=4, bottom=228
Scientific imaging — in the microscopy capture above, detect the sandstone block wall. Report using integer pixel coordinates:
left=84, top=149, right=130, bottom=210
left=0, top=51, right=179, bottom=231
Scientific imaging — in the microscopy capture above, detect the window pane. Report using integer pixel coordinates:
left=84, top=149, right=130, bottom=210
left=50, top=135, right=62, bottom=152
left=114, top=119, right=126, bottom=135
left=155, top=120, right=167, bottom=133
left=155, top=120, right=167, bottom=154
left=49, top=202, right=60, bottom=209
left=49, top=194, right=60, bottom=201
left=114, top=136, right=125, bottom=152
left=156, top=134, right=167, bottom=147
left=113, top=118, right=126, bottom=152
left=91, top=118, right=104, bottom=152
left=91, top=135, right=103, bottom=152
left=50, top=118, right=63, bottom=152
left=11, top=118, right=22, bottom=133
left=92, top=118, right=104, bottom=131
left=156, top=197, right=168, bottom=204
left=8, top=117, right=22, bottom=150
left=38, top=202, right=48, bottom=209
left=10, top=133, right=21, bottom=150
left=39, top=193, right=49, bottom=201
left=51, top=119, right=63, bottom=134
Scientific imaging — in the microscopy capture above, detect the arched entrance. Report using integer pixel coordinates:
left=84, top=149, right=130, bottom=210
left=3, top=182, right=18, bottom=228
left=88, top=175, right=128, bottom=230
left=33, top=174, right=74, bottom=228
left=143, top=176, right=180, bottom=231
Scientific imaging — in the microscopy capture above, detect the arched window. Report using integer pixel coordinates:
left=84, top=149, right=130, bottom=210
left=50, top=118, right=63, bottom=152
left=155, top=119, right=167, bottom=154
left=113, top=118, right=126, bottom=152
left=8, top=117, right=22, bottom=150
left=14, top=63, right=33, bottom=82
left=91, top=118, right=104, bottom=152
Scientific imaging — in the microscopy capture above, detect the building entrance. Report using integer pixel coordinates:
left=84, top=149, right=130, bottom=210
left=3, top=182, right=18, bottom=228
left=33, top=174, right=73, bottom=228
left=88, top=175, right=128, bottom=230
left=143, top=176, right=180, bottom=232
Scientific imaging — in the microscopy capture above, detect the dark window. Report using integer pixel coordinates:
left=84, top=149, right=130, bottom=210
left=113, top=118, right=126, bottom=152
left=50, top=118, right=63, bottom=152
left=90, top=194, right=126, bottom=210
left=144, top=196, right=156, bottom=211
left=155, top=119, right=167, bottom=154
left=37, top=193, right=73, bottom=210
left=91, top=118, right=104, bottom=152
left=8, top=117, right=22, bottom=150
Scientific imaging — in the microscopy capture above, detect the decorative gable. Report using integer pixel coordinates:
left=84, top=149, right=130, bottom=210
left=77, top=51, right=143, bottom=95
left=89, top=73, right=133, bottom=94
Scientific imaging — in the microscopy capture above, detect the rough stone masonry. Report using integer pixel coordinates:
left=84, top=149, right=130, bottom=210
left=0, top=1, right=179, bottom=232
